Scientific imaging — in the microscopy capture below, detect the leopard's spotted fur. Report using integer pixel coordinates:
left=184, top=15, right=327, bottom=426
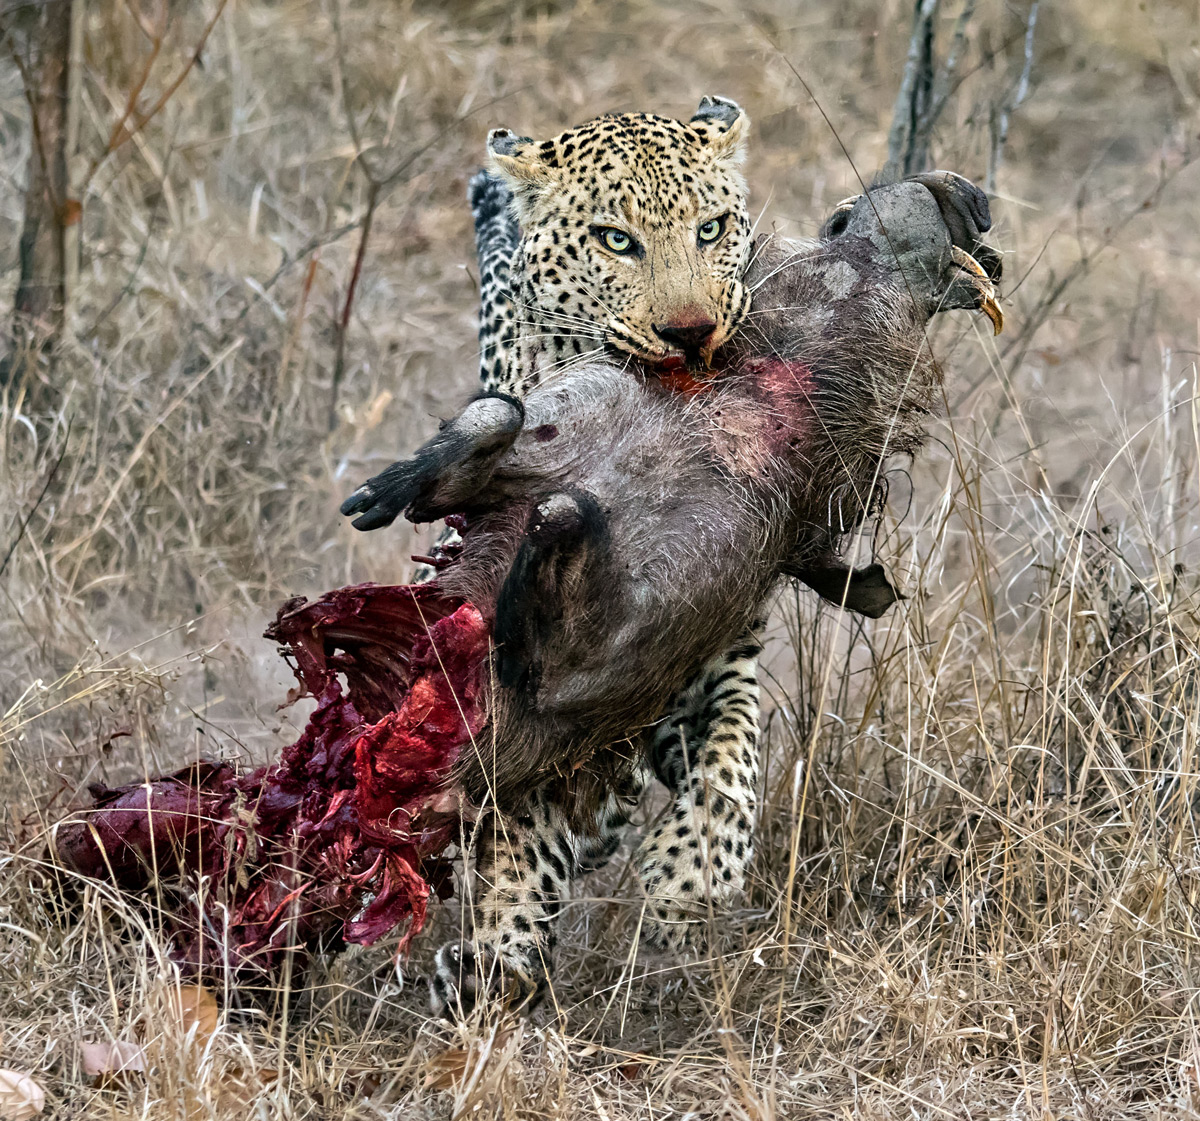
left=481, top=95, right=753, bottom=389
left=432, top=97, right=765, bottom=1018
left=377, top=153, right=1000, bottom=1018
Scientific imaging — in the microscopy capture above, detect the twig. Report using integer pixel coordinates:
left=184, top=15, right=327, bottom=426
left=987, top=1, right=1039, bottom=194
left=0, top=424, right=71, bottom=582
left=81, top=153, right=173, bottom=336
left=325, top=0, right=383, bottom=430
left=906, top=0, right=938, bottom=175
left=62, top=0, right=85, bottom=322
left=244, top=85, right=526, bottom=313
left=3, top=26, right=58, bottom=214
left=6, top=2, right=72, bottom=360
left=121, top=0, right=165, bottom=42
left=926, top=0, right=977, bottom=138
left=80, top=0, right=229, bottom=192
left=999, top=154, right=1192, bottom=372
left=883, top=0, right=940, bottom=181
left=61, top=335, right=243, bottom=591
left=329, top=180, right=379, bottom=430
left=329, top=0, right=372, bottom=179
left=884, top=0, right=992, bottom=181
left=94, top=0, right=166, bottom=180
left=276, top=253, right=320, bottom=404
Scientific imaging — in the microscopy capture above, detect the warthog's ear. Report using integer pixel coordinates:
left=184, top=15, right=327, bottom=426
left=690, top=95, right=749, bottom=164
left=495, top=488, right=609, bottom=695
left=487, top=128, right=555, bottom=189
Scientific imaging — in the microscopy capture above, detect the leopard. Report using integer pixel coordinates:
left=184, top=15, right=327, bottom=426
left=426, top=97, right=1001, bottom=1018
left=423, top=95, right=768, bottom=1018
left=477, top=94, right=752, bottom=391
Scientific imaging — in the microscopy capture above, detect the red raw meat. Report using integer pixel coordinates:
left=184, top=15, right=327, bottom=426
left=48, top=582, right=490, bottom=976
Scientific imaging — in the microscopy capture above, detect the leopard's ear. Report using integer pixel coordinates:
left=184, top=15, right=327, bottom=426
left=487, top=128, right=555, bottom=189
left=689, top=95, right=749, bottom=165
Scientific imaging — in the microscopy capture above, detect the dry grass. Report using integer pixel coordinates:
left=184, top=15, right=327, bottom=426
left=3, top=0, right=1200, bottom=1116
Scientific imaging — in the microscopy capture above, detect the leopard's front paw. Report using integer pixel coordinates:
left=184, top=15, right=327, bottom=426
left=636, top=820, right=745, bottom=954
left=429, top=940, right=546, bottom=1020
left=639, top=876, right=707, bottom=954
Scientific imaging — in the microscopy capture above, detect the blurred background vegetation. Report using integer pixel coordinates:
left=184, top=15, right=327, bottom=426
left=2, top=1, right=1200, bottom=1117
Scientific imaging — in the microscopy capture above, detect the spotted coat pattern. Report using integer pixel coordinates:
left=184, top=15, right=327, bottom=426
left=482, top=96, right=753, bottom=388
left=431, top=98, right=764, bottom=1017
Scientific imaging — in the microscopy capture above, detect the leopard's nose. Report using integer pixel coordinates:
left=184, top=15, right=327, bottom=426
left=653, top=320, right=717, bottom=354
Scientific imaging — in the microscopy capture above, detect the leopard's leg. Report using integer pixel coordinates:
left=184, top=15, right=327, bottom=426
left=408, top=172, right=520, bottom=585
left=426, top=175, right=533, bottom=997
left=577, top=765, right=650, bottom=874
left=430, top=768, right=646, bottom=1019
left=469, top=170, right=521, bottom=394
left=636, top=628, right=762, bottom=952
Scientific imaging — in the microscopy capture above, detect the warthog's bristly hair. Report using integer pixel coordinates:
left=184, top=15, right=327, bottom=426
left=342, top=175, right=1001, bottom=824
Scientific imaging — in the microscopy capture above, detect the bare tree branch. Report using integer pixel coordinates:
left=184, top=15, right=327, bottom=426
left=7, top=0, right=231, bottom=382
left=885, top=0, right=1036, bottom=190
left=884, top=0, right=941, bottom=181
left=62, top=0, right=85, bottom=322
left=320, top=0, right=526, bottom=426
left=927, top=0, right=977, bottom=140
left=8, top=0, right=72, bottom=372
left=81, top=0, right=229, bottom=192
left=329, top=180, right=379, bottom=431
left=987, top=1, right=1039, bottom=194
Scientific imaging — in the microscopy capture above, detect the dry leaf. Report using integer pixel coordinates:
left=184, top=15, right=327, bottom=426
left=422, top=1027, right=520, bottom=1095
left=346, top=1070, right=382, bottom=1097
left=173, top=985, right=219, bottom=1041
left=1183, top=1051, right=1200, bottom=1092
left=220, top=1064, right=277, bottom=1089
left=206, top=1064, right=279, bottom=1113
left=0, top=1071, right=45, bottom=1120
left=80, top=1041, right=147, bottom=1078
left=423, top=1048, right=468, bottom=1091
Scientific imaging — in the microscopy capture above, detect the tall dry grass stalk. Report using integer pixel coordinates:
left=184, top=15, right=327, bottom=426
left=2, top=0, right=1199, bottom=1116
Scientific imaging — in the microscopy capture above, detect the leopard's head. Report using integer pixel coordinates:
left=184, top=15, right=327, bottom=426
left=488, top=96, right=751, bottom=371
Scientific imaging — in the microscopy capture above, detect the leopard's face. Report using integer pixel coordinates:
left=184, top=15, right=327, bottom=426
left=489, top=97, right=752, bottom=371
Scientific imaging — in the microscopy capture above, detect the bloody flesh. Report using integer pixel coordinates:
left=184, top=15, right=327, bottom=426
left=48, top=582, right=490, bottom=976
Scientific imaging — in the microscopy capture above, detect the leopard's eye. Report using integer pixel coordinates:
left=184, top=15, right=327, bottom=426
left=698, top=216, right=726, bottom=244
left=596, top=227, right=637, bottom=255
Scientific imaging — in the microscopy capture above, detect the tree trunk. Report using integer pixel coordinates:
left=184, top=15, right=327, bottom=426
left=12, top=0, right=73, bottom=361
